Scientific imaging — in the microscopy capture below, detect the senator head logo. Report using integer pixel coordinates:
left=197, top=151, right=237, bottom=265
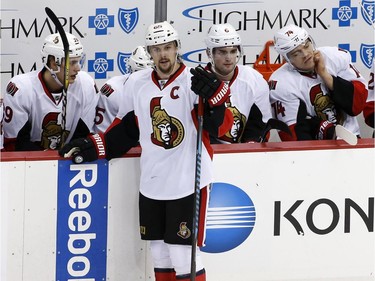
left=150, top=97, right=184, bottom=149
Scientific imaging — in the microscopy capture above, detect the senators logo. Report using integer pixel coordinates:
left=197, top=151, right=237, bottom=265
left=150, top=97, right=184, bottom=149
left=177, top=222, right=191, bottom=239
left=100, top=83, right=115, bottom=97
left=40, top=112, right=69, bottom=150
left=285, top=30, right=294, bottom=37
left=219, top=99, right=246, bottom=143
left=6, top=82, right=19, bottom=96
left=310, top=84, right=343, bottom=125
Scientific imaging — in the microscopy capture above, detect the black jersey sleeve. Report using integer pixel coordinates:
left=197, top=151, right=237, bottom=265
left=331, top=76, right=367, bottom=116
left=71, top=118, right=91, bottom=140
left=241, top=104, right=266, bottom=142
left=105, top=111, right=140, bottom=160
left=15, top=121, right=44, bottom=151
left=199, top=102, right=233, bottom=137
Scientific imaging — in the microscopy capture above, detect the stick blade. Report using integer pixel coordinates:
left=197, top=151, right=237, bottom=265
left=335, top=125, right=357, bottom=145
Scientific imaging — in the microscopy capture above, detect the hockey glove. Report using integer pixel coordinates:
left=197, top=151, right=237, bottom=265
left=295, top=100, right=335, bottom=140
left=190, top=66, right=230, bottom=107
left=58, top=133, right=106, bottom=164
left=316, top=120, right=335, bottom=140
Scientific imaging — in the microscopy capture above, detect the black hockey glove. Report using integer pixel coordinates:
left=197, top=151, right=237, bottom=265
left=58, top=133, right=106, bottom=164
left=295, top=100, right=335, bottom=140
left=190, top=66, right=230, bottom=107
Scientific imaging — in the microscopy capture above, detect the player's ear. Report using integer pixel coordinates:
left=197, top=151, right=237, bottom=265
left=206, top=48, right=211, bottom=58
left=47, top=55, right=59, bottom=71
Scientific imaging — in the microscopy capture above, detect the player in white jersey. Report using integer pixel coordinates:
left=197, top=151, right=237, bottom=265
left=203, top=23, right=272, bottom=143
left=364, top=58, right=374, bottom=129
left=59, top=21, right=233, bottom=281
left=269, top=24, right=368, bottom=141
left=3, top=33, right=98, bottom=151
left=94, top=45, right=152, bottom=133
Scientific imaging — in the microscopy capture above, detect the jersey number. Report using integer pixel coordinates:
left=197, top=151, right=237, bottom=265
left=272, top=101, right=286, bottom=117
left=95, top=107, right=105, bottom=125
left=369, top=72, right=374, bottom=90
left=4, top=106, right=13, bottom=123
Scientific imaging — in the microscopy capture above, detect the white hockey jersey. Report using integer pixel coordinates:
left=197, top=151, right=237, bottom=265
left=269, top=46, right=367, bottom=136
left=3, top=69, right=98, bottom=150
left=209, top=64, right=272, bottom=143
left=94, top=74, right=130, bottom=133
left=117, top=65, right=218, bottom=200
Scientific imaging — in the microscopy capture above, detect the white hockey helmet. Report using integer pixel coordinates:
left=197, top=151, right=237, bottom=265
left=127, top=45, right=152, bottom=73
left=205, top=23, right=243, bottom=58
left=145, top=21, right=181, bottom=49
left=41, top=32, right=84, bottom=68
left=273, top=24, right=310, bottom=62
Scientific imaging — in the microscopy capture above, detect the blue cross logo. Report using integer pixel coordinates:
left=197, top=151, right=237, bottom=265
left=88, top=8, right=115, bottom=35
left=332, top=0, right=358, bottom=26
left=338, top=43, right=357, bottom=62
left=88, top=52, right=114, bottom=79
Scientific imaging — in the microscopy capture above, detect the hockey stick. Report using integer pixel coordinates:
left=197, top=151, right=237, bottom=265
left=258, top=118, right=291, bottom=142
left=45, top=7, right=70, bottom=147
left=190, top=96, right=204, bottom=281
left=335, top=124, right=358, bottom=145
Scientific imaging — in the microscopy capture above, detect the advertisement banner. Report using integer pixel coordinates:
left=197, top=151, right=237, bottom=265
left=203, top=148, right=375, bottom=280
left=56, top=159, right=109, bottom=280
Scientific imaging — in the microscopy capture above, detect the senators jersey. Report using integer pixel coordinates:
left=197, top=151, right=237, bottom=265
left=364, top=58, right=374, bottom=128
left=107, top=64, right=232, bottom=200
left=269, top=46, right=368, bottom=140
left=94, top=74, right=130, bottom=133
left=3, top=69, right=98, bottom=151
left=206, top=64, right=272, bottom=143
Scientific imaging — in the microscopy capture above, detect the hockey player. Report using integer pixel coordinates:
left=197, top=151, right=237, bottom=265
left=3, top=32, right=98, bottom=151
left=94, top=45, right=152, bottom=133
left=269, top=24, right=368, bottom=141
left=364, top=58, right=374, bottom=129
left=203, top=23, right=272, bottom=143
left=59, top=21, right=233, bottom=281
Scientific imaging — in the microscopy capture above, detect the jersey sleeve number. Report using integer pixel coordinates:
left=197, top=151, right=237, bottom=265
left=4, top=106, right=13, bottom=123
left=271, top=101, right=286, bottom=117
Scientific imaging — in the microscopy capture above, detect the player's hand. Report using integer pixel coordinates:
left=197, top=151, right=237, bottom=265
left=190, top=66, right=230, bottom=107
left=58, top=133, right=106, bottom=164
left=313, top=50, right=325, bottom=72
left=315, top=119, right=335, bottom=140
left=313, top=50, right=334, bottom=90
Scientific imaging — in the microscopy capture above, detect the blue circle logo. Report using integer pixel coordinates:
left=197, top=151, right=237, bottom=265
left=201, top=182, right=256, bottom=253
